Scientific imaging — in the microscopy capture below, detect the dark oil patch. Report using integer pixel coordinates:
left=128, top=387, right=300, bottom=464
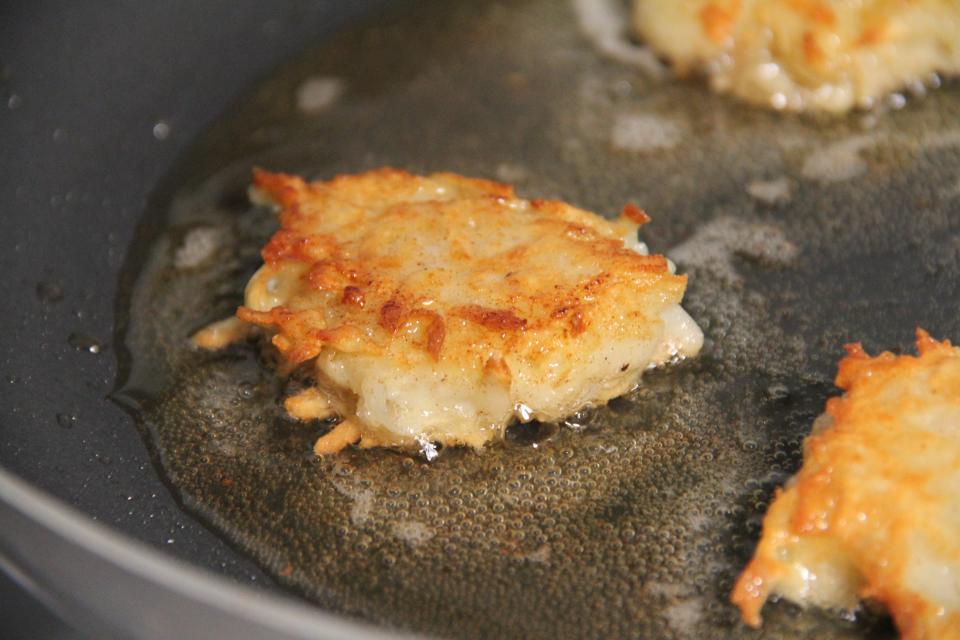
left=114, top=0, right=960, bottom=638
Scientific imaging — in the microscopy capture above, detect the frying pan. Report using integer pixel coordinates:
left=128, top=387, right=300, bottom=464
left=2, top=0, right=959, bottom=638
left=0, top=1, right=400, bottom=637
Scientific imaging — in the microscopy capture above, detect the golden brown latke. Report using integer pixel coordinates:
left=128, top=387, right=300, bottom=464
left=733, top=330, right=960, bottom=639
left=196, top=168, right=702, bottom=455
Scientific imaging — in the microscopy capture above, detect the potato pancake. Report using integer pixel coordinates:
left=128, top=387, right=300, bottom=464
left=732, top=330, right=960, bottom=639
left=633, top=0, right=960, bottom=113
left=195, top=168, right=702, bottom=455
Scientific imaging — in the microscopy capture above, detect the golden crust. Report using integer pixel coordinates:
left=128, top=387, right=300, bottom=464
left=732, top=329, right=960, bottom=639
left=242, top=168, right=682, bottom=369
left=227, top=168, right=699, bottom=454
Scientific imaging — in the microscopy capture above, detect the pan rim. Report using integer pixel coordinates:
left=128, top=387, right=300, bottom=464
left=0, top=466, right=423, bottom=640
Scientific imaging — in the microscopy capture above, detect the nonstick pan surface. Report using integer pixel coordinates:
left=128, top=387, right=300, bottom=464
left=0, top=1, right=394, bottom=636
left=4, top=1, right=960, bottom=639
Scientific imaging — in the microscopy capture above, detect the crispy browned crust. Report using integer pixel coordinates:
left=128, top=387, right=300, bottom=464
left=238, top=168, right=685, bottom=373
left=619, top=202, right=652, bottom=225
left=732, top=329, right=960, bottom=639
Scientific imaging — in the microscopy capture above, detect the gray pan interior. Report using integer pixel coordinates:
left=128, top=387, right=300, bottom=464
left=5, top=0, right=960, bottom=639
left=0, top=0, right=395, bottom=636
